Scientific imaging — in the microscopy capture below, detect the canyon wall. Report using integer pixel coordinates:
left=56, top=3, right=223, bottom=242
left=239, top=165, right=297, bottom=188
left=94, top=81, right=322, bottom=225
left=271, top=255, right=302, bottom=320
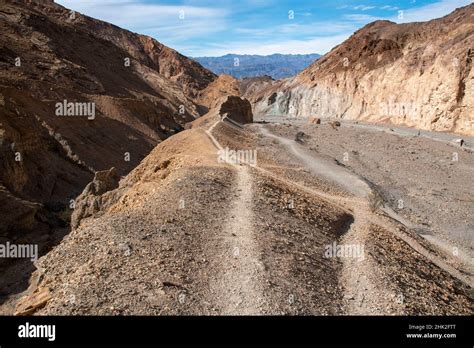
left=0, top=0, right=215, bottom=239
left=252, top=5, right=474, bottom=135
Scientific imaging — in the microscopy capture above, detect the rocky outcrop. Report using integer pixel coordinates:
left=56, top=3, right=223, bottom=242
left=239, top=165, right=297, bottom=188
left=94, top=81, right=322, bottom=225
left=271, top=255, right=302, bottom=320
left=219, top=96, right=253, bottom=124
left=15, top=287, right=51, bottom=316
left=0, top=0, right=217, bottom=238
left=71, top=168, right=120, bottom=229
left=240, top=75, right=275, bottom=100
left=252, top=5, right=474, bottom=135
left=197, top=74, right=241, bottom=112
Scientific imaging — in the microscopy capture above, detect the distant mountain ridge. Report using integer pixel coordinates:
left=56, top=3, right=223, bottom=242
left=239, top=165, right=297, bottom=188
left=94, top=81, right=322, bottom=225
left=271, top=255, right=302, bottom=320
left=194, top=53, right=321, bottom=79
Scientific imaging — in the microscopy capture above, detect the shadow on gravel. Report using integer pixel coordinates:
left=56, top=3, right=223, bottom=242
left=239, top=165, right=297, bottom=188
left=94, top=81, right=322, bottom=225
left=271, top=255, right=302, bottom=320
left=0, top=211, right=71, bottom=312
left=335, top=215, right=355, bottom=238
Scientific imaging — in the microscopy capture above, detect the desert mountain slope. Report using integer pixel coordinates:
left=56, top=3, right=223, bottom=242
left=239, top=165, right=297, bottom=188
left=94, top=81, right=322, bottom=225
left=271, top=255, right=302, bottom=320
left=252, top=4, right=474, bottom=135
left=21, top=0, right=216, bottom=98
left=14, top=101, right=472, bottom=316
left=0, top=0, right=215, bottom=253
left=1, top=0, right=472, bottom=317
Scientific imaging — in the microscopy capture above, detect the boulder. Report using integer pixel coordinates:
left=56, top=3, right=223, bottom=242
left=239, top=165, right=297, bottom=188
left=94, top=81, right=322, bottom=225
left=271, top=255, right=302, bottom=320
left=15, top=287, right=51, bottom=316
left=219, top=96, right=253, bottom=124
left=295, top=131, right=308, bottom=144
left=70, top=168, right=120, bottom=229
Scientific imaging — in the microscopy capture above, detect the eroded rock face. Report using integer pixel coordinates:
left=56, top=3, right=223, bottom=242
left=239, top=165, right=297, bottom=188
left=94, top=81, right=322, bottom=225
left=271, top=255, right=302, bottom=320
left=219, top=96, right=253, bottom=124
left=71, top=168, right=120, bottom=229
left=197, top=74, right=241, bottom=112
left=0, top=185, right=40, bottom=236
left=0, top=0, right=216, bottom=238
left=252, top=5, right=474, bottom=135
left=240, top=75, right=275, bottom=99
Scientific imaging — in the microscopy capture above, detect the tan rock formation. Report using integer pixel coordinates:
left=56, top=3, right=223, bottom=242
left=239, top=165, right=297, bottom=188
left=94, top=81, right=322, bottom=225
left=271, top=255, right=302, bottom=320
left=197, top=74, right=241, bottom=111
left=70, top=168, right=120, bottom=229
left=252, top=4, right=474, bottom=135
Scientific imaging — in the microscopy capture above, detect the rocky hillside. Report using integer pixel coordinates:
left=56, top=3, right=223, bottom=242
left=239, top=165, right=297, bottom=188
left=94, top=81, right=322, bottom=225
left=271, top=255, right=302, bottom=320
left=252, top=4, right=474, bottom=135
left=14, top=98, right=472, bottom=316
left=2, top=0, right=472, bottom=318
left=0, top=0, right=215, bottom=245
left=194, top=54, right=321, bottom=79
left=197, top=74, right=241, bottom=112
left=240, top=75, right=275, bottom=99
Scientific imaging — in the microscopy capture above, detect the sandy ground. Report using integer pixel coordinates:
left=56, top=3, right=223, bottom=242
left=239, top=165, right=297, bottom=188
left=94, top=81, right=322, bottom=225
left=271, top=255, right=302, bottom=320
left=255, top=121, right=474, bottom=276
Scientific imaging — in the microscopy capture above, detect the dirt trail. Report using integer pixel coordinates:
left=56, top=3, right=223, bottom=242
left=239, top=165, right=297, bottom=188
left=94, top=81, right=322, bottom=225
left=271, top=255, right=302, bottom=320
left=339, top=207, right=406, bottom=314
left=259, top=127, right=371, bottom=197
left=206, top=121, right=265, bottom=314
left=256, top=124, right=473, bottom=310
left=211, top=165, right=266, bottom=314
left=207, top=120, right=374, bottom=313
left=257, top=126, right=385, bottom=312
left=259, top=117, right=474, bottom=150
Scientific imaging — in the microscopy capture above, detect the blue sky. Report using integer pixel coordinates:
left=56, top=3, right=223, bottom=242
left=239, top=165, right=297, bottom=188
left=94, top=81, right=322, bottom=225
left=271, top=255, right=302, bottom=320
left=56, top=0, right=472, bottom=57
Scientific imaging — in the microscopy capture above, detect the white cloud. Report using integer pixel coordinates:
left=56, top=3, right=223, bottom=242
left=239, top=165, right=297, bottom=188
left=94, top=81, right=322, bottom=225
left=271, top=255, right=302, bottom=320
left=56, top=0, right=228, bottom=39
left=233, top=21, right=354, bottom=37
left=57, top=0, right=472, bottom=57
left=344, top=14, right=382, bottom=22
left=353, top=5, right=376, bottom=11
left=278, top=21, right=355, bottom=35
left=394, top=0, right=472, bottom=23
left=380, top=5, right=399, bottom=10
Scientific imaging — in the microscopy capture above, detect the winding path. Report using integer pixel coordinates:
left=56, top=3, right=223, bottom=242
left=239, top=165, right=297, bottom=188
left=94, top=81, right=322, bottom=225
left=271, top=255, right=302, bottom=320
left=206, top=121, right=265, bottom=314
left=205, top=119, right=472, bottom=315
left=257, top=125, right=473, bottom=297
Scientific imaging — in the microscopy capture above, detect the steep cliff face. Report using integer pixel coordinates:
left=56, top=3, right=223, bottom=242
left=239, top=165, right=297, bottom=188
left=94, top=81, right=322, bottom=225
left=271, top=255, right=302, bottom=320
left=0, top=0, right=215, bottom=239
left=252, top=5, right=474, bottom=135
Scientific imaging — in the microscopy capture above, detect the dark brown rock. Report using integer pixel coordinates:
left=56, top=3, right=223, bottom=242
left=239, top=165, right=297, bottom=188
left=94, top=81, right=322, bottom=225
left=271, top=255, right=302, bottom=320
left=0, top=185, right=40, bottom=236
left=219, top=96, right=253, bottom=124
